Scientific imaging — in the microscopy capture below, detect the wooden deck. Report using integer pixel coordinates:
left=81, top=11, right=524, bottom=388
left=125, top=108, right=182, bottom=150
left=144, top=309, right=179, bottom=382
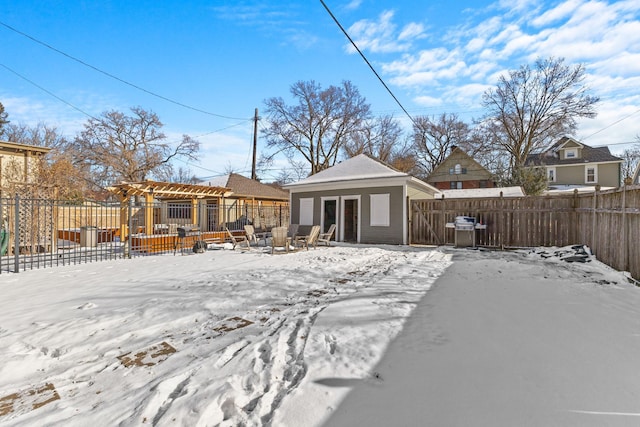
left=130, top=230, right=244, bottom=253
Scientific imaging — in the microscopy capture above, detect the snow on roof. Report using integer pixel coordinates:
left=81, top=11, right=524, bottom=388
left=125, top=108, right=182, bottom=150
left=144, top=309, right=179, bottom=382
left=435, top=186, right=525, bottom=199
left=285, top=154, right=407, bottom=187
left=545, top=185, right=616, bottom=194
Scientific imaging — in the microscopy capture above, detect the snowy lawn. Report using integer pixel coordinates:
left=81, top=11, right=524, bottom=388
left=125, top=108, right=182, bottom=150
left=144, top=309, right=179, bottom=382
left=0, top=244, right=452, bottom=426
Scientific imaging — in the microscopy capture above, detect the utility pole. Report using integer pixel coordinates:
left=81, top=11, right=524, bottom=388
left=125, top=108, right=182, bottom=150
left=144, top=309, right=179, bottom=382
left=251, top=108, right=258, bottom=180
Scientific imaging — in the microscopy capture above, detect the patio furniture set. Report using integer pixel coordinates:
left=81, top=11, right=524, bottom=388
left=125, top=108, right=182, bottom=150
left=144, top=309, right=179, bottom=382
left=226, top=224, right=336, bottom=254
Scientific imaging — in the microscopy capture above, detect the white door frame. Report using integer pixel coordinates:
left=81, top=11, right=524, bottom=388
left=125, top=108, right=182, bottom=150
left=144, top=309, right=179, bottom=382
left=340, top=195, right=361, bottom=243
left=320, top=196, right=339, bottom=238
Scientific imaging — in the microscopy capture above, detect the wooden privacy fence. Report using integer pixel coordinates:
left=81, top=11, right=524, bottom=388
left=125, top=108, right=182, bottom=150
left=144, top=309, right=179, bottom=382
left=411, top=185, right=640, bottom=282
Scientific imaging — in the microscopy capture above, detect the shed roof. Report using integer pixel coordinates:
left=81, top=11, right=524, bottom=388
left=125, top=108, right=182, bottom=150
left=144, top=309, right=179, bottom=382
left=284, top=154, right=407, bottom=187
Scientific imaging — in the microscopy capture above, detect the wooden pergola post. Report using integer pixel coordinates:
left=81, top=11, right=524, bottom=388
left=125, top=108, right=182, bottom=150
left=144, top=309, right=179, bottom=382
left=144, top=190, right=154, bottom=234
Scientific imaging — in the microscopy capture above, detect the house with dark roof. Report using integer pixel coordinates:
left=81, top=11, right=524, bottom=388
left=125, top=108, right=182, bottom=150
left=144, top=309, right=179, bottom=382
left=283, top=154, right=439, bottom=245
left=526, top=137, right=623, bottom=188
left=426, top=146, right=495, bottom=190
left=201, top=173, right=289, bottom=230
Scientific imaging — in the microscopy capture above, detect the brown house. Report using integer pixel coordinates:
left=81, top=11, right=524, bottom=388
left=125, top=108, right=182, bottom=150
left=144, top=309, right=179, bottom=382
left=526, top=137, right=622, bottom=188
left=426, top=146, right=494, bottom=190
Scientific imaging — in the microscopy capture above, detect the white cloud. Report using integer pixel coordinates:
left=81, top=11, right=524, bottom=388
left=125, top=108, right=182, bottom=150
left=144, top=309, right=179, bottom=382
left=531, top=0, right=583, bottom=27
left=413, top=95, right=443, bottom=107
left=347, top=10, right=424, bottom=54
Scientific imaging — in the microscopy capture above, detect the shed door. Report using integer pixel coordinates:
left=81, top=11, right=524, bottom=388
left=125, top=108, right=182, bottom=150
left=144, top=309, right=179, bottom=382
left=341, top=196, right=359, bottom=243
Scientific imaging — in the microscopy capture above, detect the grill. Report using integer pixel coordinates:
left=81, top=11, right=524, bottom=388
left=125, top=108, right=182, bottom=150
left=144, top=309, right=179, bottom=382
left=174, top=226, right=204, bottom=254
left=445, top=216, right=486, bottom=247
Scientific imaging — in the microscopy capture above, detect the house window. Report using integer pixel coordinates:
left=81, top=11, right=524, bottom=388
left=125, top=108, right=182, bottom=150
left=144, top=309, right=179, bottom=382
left=299, top=198, right=314, bottom=225
left=167, top=203, right=192, bottom=220
left=585, top=166, right=597, bottom=184
left=565, top=149, right=577, bottom=159
left=449, top=168, right=454, bottom=175
left=479, top=180, right=488, bottom=188
left=450, top=181, right=462, bottom=189
left=454, top=164, right=462, bottom=174
left=548, top=167, right=556, bottom=182
left=370, top=193, right=390, bottom=227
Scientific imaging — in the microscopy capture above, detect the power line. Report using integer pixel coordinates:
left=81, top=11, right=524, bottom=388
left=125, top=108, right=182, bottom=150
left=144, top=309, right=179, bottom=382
left=0, top=21, right=248, bottom=121
left=319, top=0, right=418, bottom=127
left=0, top=63, right=98, bottom=121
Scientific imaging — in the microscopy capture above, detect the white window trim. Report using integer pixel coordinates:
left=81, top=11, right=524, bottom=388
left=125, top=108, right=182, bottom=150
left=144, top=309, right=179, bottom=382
left=585, top=165, right=598, bottom=184
left=565, top=148, right=577, bottom=159
left=547, top=166, right=556, bottom=182
left=370, top=193, right=390, bottom=227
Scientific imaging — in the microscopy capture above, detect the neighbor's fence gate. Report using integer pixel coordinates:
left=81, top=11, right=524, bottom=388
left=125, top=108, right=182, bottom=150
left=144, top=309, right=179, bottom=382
left=0, top=196, right=289, bottom=273
left=411, top=185, right=640, bottom=282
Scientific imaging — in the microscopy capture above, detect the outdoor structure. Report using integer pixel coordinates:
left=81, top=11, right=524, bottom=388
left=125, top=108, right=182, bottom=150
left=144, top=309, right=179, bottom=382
left=526, top=136, right=623, bottom=188
left=283, top=154, right=440, bottom=245
left=0, top=140, right=51, bottom=195
left=200, top=173, right=290, bottom=231
left=107, top=180, right=232, bottom=252
left=633, top=163, right=640, bottom=185
left=426, top=146, right=495, bottom=190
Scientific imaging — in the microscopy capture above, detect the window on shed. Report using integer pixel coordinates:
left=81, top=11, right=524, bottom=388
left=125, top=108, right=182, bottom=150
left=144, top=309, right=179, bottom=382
left=299, top=198, right=314, bottom=225
left=370, top=193, right=390, bottom=227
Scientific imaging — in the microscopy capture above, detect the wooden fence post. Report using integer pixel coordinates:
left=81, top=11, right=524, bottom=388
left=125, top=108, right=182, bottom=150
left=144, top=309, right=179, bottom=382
left=622, top=184, right=627, bottom=272
left=500, top=191, right=504, bottom=250
left=591, top=185, right=599, bottom=256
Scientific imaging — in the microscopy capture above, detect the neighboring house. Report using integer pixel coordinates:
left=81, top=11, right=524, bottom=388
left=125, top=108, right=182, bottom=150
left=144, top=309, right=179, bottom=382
left=0, top=140, right=51, bottom=193
left=201, top=173, right=290, bottom=229
left=633, top=163, right=640, bottom=185
left=283, top=154, right=440, bottom=245
left=526, top=137, right=623, bottom=188
left=426, top=146, right=495, bottom=190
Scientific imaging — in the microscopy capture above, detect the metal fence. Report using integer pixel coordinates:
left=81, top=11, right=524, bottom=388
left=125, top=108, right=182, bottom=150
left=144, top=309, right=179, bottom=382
left=0, top=196, right=289, bottom=273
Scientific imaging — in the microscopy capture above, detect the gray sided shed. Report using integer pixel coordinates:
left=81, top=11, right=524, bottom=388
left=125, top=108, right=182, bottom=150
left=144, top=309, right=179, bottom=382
left=283, top=154, right=439, bottom=245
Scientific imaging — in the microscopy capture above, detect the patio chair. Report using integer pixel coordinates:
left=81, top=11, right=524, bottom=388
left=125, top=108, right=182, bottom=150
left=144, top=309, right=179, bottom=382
left=244, top=225, right=267, bottom=246
left=270, top=226, right=290, bottom=254
left=317, top=223, right=336, bottom=246
left=295, top=225, right=321, bottom=250
left=226, top=227, right=250, bottom=250
left=287, top=223, right=299, bottom=239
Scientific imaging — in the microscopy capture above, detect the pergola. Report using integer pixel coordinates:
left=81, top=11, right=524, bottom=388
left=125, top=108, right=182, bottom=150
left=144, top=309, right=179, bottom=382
left=108, top=180, right=232, bottom=236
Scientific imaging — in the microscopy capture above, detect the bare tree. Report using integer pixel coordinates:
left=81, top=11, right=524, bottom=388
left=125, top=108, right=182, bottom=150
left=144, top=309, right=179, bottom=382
left=482, top=57, right=599, bottom=171
left=263, top=80, right=371, bottom=175
left=0, top=101, right=9, bottom=137
left=411, top=113, right=473, bottom=178
left=344, top=115, right=404, bottom=163
left=1, top=122, right=96, bottom=199
left=72, top=107, right=199, bottom=189
left=154, top=165, right=199, bottom=184
left=620, top=141, right=640, bottom=183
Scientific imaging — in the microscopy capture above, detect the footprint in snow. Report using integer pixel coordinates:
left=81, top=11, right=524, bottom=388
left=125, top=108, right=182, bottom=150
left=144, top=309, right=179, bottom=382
left=77, top=302, right=97, bottom=310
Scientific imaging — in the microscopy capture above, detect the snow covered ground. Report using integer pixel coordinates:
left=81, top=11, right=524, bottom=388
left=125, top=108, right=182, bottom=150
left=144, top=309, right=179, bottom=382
left=0, top=242, right=637, bottom=426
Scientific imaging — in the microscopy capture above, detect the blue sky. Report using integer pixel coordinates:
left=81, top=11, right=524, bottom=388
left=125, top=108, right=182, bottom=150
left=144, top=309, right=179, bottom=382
left=2, top=0, right=639, bottom=182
